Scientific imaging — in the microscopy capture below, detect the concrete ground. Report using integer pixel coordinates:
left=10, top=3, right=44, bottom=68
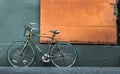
left=0, top=67, right=120, bottom=74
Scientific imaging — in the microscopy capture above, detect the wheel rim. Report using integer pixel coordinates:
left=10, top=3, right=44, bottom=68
left=7, top=41, right=35, bottom=67
left=50, top=42, right=77, bottom=67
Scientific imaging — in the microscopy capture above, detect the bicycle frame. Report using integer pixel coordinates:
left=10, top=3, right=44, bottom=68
left=20, top=28, right=60, bottom=57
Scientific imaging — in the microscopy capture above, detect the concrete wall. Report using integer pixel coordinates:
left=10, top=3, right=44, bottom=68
left=0, top=0, right=120, bottom=67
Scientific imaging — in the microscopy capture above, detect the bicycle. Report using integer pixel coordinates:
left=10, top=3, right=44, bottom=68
left=7, top=23, right=77, bottom=67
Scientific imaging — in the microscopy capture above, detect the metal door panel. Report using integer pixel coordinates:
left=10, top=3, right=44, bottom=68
left=40, top=0, right=117, bottom=44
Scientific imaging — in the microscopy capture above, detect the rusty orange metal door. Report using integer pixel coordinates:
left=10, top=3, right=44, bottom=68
left=40, top=0, right=117, bottom=44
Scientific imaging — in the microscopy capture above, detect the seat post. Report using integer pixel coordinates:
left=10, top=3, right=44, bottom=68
left=52, top=33, right=56, bottom=39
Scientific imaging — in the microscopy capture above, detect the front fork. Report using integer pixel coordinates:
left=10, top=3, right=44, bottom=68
left=19, top=40, right=29, bottom=56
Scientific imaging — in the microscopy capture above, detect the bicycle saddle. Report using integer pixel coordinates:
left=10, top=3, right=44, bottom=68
left=49, top=30, right=60, bottom=34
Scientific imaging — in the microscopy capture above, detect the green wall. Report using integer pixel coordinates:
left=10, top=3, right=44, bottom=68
left=0, top=0, right=120, bottom=67
left=0, top=0, right=40, bottom=66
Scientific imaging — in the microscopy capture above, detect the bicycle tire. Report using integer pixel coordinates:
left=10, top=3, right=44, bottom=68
left=50, top=42, right=77, bottom=67
left=7, top=41, right=35, bottom=67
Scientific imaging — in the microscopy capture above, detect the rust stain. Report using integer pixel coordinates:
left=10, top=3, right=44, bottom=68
left=40, top=0, right=117, bottom=44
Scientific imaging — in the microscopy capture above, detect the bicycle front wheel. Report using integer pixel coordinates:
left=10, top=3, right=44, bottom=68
left=7, top=41, right=35, bottom=67
left=50, top=42, right=77, bottom=67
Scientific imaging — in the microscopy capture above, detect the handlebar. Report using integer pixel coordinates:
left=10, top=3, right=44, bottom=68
left=24, top=23, right=38, bottom=36
left=24, top=23, right=38, bottom=30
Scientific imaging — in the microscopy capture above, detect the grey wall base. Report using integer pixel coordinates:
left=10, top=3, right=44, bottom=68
left=1, top=45, right=120, bottom=67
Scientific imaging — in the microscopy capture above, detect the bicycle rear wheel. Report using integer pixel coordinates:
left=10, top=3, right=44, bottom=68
left=7, top=41, right=35, bottom=67
left=50, top=42, right=77, bottom=67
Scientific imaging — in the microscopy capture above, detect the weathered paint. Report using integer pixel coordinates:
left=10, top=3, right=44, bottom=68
left=40, top=0, right=117, bottom=44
